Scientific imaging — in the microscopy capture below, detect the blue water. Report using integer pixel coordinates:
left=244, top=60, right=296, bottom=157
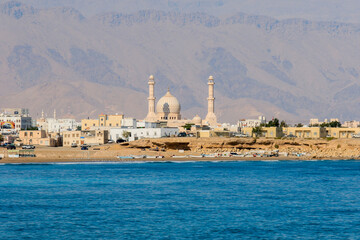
left=0, top=161, right=360, bottom=239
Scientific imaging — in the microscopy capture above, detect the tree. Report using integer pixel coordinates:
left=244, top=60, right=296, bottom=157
left=122, top=131, right=131, bottom=140
left=252, top=126, right=264, bottom=137
left=76, top=126, right=81, bottom=131
left=295, top=123, right=303, bottom=127
left=0, top=134, right=3, bottom=143
left=329, top=121, right=341, bottom=128
left=280, top=120, right=288, bottom=127
left=182, top=123, right=194, bottom=131
left=320, top=121, right=341, bottom=128
left=263, top=118, right=280, bottom=127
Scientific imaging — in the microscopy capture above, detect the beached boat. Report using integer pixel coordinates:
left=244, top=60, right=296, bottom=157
left=131, top=155, right=146, bottom=159
left=188, top=154, right=204, bottom=158
left=117, top=156, right=134, bottom=159
left=172, top=155, right=187, bottom=158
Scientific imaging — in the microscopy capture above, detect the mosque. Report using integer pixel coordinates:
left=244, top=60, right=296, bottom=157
left=145, top=75, right=217, bottom=127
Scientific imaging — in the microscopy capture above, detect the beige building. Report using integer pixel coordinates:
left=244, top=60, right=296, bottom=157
left=144, top=75, right=217, bottom=126
left=63, top=130, right=109, bottom=147
left=81, top=114, right=124, bottom=130
left=327, top=128, right=360, bottom=138
left=242, top=127, right=283, bottom=138
left=19, top=130, right=61, bottom=147
left=283, top=127, right=327, bottom=138
left=198, top=130, right=231, bottom=138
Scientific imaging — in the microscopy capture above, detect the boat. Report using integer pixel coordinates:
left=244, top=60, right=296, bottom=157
left=172, top=155, right=187, bottom=158
left=131, top=155, right=146, bottom=159
left=117, top=156, right=134, bottom=159
left=188, top=154, right=204, bottom=158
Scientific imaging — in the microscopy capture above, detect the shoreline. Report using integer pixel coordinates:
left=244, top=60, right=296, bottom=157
left=3, top=137, right=360, bottom=164
left=1, top=156, right=359, bottom=164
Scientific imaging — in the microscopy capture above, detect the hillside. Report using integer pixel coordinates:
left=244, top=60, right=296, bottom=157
left=0, top=1, right=360, bottom=123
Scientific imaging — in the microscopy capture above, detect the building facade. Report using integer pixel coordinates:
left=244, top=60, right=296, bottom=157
left=63, top=130, right=109, bottom=146
left=81, top=114, right=124, bottom=130
left=109, top=128, right=178, bottom=142
left=19, top=130, right=62, bottom=147
left=238, top=116, right=266, bottom=128
left=283, top=127, right=327, bottom=138
left=0, top=114, right=32, bottom=135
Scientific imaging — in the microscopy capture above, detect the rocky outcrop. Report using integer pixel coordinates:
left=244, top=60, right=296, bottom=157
left=128, top=137, right=360, bottom=159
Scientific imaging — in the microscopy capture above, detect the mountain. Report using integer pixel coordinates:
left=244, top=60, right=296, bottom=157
left=0, top=1, right=360, bottom=123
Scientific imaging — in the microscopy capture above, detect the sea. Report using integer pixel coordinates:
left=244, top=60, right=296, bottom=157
left=0, top=160, right=360, bottom=239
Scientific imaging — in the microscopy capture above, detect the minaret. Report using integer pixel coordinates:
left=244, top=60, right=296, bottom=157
left=205, top=76, right=217, bottom=126
left=145, top=75, right=157, bottom=122
left=41, top=110, right=44, bottom=119
left=54, top=109, right=56, bottom=119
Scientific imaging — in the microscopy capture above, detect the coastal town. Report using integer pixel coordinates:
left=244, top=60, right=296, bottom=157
left=2, top=75, right=360, bottom=161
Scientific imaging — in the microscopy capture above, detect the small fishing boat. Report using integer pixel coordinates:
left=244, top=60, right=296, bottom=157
left=172, top=155, right=186, bottom=158
left=188, top=154, right=204, bottom=158
left=131, top=155, right=146, bottom=159
left=117, top=156, right=134, bottom=159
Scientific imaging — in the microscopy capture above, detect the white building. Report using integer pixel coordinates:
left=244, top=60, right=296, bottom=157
left=42, top=118, right=80, bottom=133
left=310, top=118, right=340, bottom=126
left=343, top=121, right=360, bottom=128
left=109, top=128, right=178, bottom=142
left=238, top=116, right=266, bottom=128
left=121, top=118, right=137, bottom=128
left=0, top=109, right=32, bottom=134
left=136, top=120, right=158, bottom=128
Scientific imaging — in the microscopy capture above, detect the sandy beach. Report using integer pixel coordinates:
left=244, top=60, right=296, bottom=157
left=2, top=137, right=360, bottom=163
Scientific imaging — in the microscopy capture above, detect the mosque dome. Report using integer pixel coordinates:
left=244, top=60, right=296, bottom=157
left=192, top=115, right=202, bottom=125
left=156, top=89, right=181, bottom=114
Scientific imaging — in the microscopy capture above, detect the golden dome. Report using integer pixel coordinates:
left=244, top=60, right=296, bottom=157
left=156, top=89, right=181, bottom=114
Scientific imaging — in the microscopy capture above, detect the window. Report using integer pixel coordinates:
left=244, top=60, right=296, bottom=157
left=116, top=124, right=119, bottom=127
left=30, top=132, right=33, bottom=137
left=93, top=124, right=95, bottom=126
left=101, top=123, right=103, bottom=126
left=85, top=124, right=87, bottom=127
left=314, top=132, right=317, bottom=136
left=25, top=132, right=27, bottom=136
left=109, top=124, right=112, bottom=127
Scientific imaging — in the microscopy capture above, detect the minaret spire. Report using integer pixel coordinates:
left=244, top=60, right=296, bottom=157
left=145, top=75, right=157, bottom=122
left=205, top=76, right=217, bottom=126
left=54, top=109, right=56, bottom=119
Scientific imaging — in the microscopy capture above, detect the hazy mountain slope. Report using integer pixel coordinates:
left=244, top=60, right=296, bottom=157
left=4, top=0, right=360, bottom=23
left=0, top=1, right=360, bottom=123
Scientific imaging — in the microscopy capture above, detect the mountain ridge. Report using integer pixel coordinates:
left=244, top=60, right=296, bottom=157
left=0, top=1, right=359, bottom=123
